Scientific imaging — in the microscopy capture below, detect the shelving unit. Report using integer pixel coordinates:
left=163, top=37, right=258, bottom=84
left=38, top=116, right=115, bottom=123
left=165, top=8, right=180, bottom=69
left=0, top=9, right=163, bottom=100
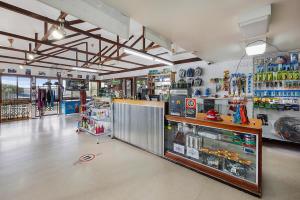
left=78, top=97, right=112, bottom=138
left=147, top=72, right=176, bottom=101
left=253, top=53, right=300, bottom=143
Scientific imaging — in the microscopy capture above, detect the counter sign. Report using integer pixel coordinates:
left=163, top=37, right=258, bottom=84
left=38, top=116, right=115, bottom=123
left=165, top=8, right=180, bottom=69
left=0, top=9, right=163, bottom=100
left=185, top=98, right=197, bottom=118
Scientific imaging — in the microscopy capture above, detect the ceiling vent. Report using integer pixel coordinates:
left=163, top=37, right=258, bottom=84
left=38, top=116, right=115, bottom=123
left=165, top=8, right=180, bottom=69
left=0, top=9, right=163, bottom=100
left=239, top=5, right=271, bottom=38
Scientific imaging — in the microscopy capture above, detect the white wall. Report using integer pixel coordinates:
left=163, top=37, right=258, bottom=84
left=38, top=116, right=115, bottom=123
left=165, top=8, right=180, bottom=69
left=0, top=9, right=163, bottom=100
left=101, top=58, right=254, bottom=97
left=173, top=59, right=253, bottom=97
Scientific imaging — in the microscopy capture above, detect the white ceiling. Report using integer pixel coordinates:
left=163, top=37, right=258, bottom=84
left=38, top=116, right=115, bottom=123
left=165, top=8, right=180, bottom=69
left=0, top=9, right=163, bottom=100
left=1, top=0, right=300, bottom=74
left=100, top=0, right=300, bottom=62
left=0, top=0, right=196, bottom=74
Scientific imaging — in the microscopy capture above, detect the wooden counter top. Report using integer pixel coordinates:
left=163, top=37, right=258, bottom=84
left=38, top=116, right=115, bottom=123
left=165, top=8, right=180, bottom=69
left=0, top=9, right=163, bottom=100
left=166, top=113, right=262, bottom=134
left=113, top=99, right=165, bottom=108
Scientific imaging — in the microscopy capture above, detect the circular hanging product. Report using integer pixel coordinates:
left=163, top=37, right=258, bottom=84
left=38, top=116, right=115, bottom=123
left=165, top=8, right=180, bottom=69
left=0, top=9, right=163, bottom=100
left=194, top=78, right=203, bottom=87
left=194, top=89, right=201, bottom=96
left=194, top=67, right=203, bottom=76
left=179, top=69, right=186, bottom=78
left=187, top=78, right=194, bottom=87
left=186, top=68, right=195, bottom=77
left=178, top=79, right=187, bottom=88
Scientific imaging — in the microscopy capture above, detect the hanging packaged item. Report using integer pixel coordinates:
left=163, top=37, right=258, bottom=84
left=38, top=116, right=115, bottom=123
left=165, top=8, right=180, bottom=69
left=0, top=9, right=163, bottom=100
left=194, top=67, right=203, bottom=76
left=186, top=68, right=195, bottom=77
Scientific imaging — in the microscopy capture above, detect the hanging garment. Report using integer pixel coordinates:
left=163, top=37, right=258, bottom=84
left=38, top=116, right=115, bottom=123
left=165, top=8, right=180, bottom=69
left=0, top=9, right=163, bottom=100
left=38, top=89, right=46, bottom=110
left=50, top=90, right=55, bottom=108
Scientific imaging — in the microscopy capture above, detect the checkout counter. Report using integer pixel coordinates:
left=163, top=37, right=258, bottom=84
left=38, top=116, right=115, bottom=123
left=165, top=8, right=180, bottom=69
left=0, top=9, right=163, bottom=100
left=113, top=99, right=165, bottom=156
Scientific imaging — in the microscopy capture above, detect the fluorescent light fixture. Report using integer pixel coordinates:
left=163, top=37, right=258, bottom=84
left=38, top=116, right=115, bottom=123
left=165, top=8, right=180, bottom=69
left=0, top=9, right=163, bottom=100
left=154, top=58, right=173, bottom=66
left=27, top=53, right=35, bottom=60
left=124, top=48, right=174, bottom=65
left=19, top=65, right=24, bottom=69
left=245, top=42, right=266, bottom=56
left=124, top=48, right=154, bottom=61
left=72, top=67, right=99, bottom=73
left=51, top=27, right=65, bottom=40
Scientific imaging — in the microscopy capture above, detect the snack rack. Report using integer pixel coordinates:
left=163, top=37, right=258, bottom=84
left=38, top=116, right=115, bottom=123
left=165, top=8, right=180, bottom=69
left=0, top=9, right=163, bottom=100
left=77, top=97, right=112, bottom=142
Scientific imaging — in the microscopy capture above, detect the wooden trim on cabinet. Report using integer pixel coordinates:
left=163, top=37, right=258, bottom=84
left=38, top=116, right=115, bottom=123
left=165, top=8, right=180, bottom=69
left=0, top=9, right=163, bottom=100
left=165, top=114, right=262, bottom=134
left=165, top=151, right=261, bottom=196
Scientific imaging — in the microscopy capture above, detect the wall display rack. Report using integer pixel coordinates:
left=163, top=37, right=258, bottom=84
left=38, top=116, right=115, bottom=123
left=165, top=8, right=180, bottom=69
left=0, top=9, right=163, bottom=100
left=253, top=52, right=300, bottom=143
left=147, top=70, right=176, bottom=101
left=164, top=113, right=262, bottom=196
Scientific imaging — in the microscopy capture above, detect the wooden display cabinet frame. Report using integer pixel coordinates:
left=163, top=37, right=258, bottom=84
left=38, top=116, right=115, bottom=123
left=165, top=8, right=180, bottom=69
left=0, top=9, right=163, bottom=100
left=165, top=114, right=262, bottom=196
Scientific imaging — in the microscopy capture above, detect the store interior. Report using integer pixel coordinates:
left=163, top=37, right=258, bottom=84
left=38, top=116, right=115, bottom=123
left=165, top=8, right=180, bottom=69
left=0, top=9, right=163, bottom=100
left=0, top=0, right=300, bottom=200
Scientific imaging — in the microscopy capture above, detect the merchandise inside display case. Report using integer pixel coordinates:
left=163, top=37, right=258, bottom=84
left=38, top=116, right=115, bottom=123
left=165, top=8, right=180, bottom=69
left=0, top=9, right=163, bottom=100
left=164, top=114, right=262, bottom=196
left=165, top=122, right=257, bottom=183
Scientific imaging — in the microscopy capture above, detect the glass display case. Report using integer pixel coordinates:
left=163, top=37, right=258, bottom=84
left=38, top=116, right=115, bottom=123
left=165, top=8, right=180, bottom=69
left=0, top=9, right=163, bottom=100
left=164, top=114, right=262, bottom=196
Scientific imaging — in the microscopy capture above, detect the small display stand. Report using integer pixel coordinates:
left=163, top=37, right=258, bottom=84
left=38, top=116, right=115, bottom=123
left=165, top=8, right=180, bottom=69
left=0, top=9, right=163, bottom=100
left=77, top=97, right=112, bottom=143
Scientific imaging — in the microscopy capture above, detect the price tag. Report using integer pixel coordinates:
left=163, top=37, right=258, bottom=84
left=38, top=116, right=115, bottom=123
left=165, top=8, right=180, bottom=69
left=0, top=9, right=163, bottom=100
left=186, top=147, right=199, bottom=159
left=173, top=143, right=185, bottom=154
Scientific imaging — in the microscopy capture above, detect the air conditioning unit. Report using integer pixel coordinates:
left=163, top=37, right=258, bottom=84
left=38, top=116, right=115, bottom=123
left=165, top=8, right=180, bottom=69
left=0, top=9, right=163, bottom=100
left=239, top=5, right=271, bottom=38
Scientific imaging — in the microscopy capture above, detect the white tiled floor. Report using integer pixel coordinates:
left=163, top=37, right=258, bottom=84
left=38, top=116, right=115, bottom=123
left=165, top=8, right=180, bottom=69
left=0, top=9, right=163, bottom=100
left=0, top=115, right=299, bottom=200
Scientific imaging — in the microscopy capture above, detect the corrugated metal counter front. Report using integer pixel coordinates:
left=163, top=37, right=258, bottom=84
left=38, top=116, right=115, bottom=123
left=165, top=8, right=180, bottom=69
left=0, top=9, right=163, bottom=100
left=113, top=99, right=165, bottom=156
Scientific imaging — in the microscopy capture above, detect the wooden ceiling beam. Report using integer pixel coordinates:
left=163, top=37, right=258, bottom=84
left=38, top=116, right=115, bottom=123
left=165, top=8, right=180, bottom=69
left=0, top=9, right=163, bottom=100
left=0, top=54, right=112, bottom=72
left=0, top=60, right=106, bottom=74
left=65, top=19, right=84, bottom=25
left=101, top=37, right=157, bottom=64
left=0, top=30, right=111, bottom=58
left=99, top=57, right=202, bottom=75
left=0, top=45, right=126, bottom=70
left=47, top=27, right=100, bottom=43
left=0, top=30, right=147, bottom=67
left=0, top=1, right=174, bottom=65
left=29, top=36, right=90, bottom=64
left=30, top=41, right=88, bottom=65
left=98, top=35, right=137, bottom=64
left=82, top=45, right=108, bottom=68
left=40, top=36, right=90, bottom=53
left=33, top=12, right=68, bottom=51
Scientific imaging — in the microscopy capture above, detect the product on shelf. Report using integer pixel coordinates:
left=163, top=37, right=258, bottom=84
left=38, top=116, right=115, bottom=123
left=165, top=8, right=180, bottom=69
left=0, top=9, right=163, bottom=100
left=78, top=97, right=112, bottom=136
left=206, top=109, right=222, bottom=121
left=194, top=67, right=203, bottom=77
left=223, top=70, right=230, bottom=92
left=274, top=116, right=300, bottom=143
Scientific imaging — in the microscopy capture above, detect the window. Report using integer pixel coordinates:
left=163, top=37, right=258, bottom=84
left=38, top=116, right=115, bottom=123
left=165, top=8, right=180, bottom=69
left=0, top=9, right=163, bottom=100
left=88, top=82, right=98, bottom=97
left=36, top=78, right=48, bottom=87
left=17, top=77, right=31, bottom=99
left=36, top=78, right=59, bottom=101
left=62, top=80, right=80, bottom=99
left=1, top=76, right=17, bottom=100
